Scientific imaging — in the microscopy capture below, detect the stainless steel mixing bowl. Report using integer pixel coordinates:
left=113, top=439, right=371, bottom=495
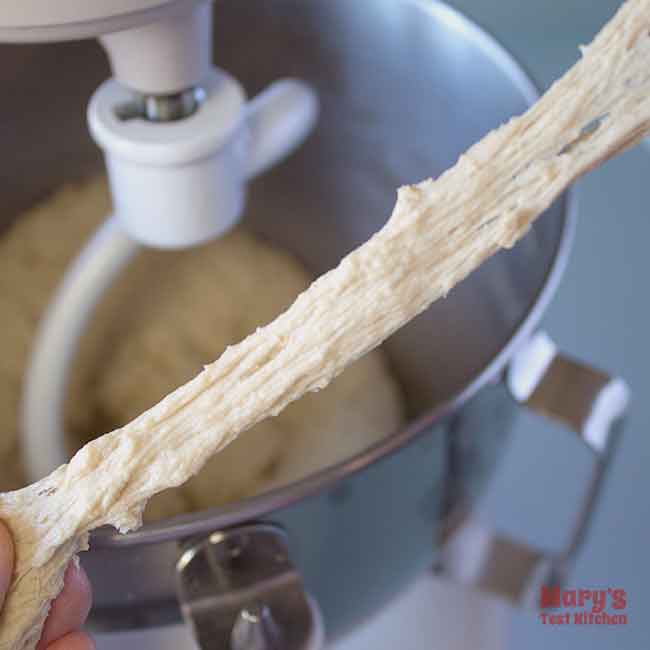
left=0, top=1, right=628, bottom=647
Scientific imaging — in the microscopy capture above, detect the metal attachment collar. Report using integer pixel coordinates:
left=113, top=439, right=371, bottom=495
left=115, top=86, right=206, bottom=122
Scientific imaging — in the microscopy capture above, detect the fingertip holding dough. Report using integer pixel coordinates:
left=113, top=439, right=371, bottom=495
left=36, top=563, right=92, bottom=650
left=44, top=632, right=95, bottom=650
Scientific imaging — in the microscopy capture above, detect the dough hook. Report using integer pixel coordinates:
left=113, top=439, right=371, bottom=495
left=17, top=0, right=318, bottom=480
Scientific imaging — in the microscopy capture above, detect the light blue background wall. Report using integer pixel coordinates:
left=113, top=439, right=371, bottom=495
left=447, top=1, right=649, bottom=647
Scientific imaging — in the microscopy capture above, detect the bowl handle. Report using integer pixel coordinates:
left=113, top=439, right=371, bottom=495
left=175, top=523, right=324, bottom=650
left=437, top=331, right=629, bottom=606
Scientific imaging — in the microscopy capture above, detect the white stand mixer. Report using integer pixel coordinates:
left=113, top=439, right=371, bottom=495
left=0, top=1, right=318, bottom=482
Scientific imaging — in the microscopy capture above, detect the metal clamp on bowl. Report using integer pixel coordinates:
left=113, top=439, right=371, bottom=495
left=176, top=523, right=324, bottom=650
left=436, top=331, right=629, bottom=606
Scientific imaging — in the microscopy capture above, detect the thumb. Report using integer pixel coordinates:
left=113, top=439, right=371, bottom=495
left=0, top=520, right=14, bottom=611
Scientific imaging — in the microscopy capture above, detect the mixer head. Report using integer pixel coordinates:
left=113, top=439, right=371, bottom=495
left=0, top=2, right=211, bottom=95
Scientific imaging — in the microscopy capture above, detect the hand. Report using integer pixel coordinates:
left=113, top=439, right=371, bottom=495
left=0, top=520, right=94, bottom=650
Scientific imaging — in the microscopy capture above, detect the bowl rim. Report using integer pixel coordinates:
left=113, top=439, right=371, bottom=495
left=90, top=0, right=578, bottom=548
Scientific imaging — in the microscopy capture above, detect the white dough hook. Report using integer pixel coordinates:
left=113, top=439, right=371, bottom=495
left=20, top=1, right=318, bottom=481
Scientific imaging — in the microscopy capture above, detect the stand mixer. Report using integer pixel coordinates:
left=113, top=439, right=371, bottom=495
left=0, top=2, right=631, bottom=650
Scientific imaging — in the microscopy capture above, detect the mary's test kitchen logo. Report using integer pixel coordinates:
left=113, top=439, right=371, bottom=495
left=539, top=586, right=628, bottom=626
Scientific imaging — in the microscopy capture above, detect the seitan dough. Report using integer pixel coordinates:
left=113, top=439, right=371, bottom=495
left=3, top=0, right=650, bottom=647
left=0, top=177, right=404, bottom=520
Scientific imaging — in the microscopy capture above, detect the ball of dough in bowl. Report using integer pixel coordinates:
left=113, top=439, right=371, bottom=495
left=0, top=177, right=406, bottom=521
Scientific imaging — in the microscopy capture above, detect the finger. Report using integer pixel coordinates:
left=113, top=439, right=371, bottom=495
left=45, top=631, right=95, bottom=650
left=37, top=562, right=92, bottom=650
left=0, top=520, right=14, bottom=610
